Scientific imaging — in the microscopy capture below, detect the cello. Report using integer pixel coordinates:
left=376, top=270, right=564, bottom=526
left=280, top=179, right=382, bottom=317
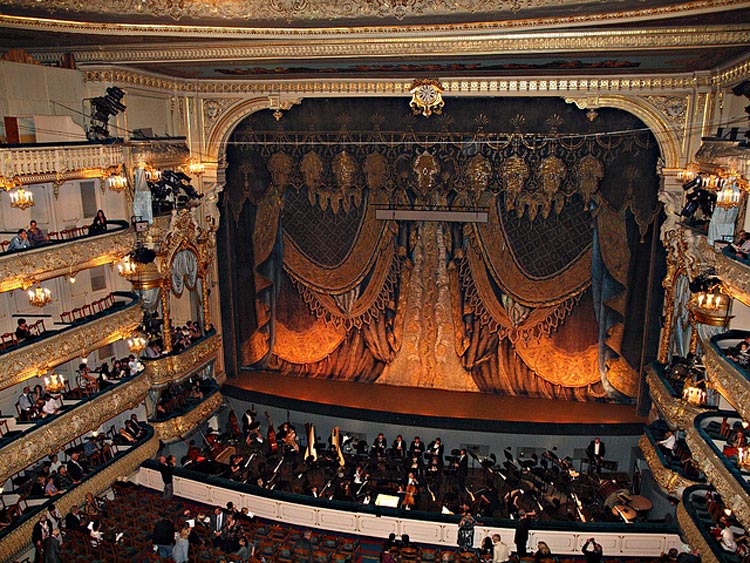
left=265, top=411, right=278, bottom=454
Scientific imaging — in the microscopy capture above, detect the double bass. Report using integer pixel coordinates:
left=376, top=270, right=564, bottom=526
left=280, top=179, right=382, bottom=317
left=265, top=411, right=278, bottom=454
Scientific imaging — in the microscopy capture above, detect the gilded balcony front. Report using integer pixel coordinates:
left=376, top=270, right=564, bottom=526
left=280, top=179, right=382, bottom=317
left=709, top=238, right=750, bottom=308
left=677, top=496, right=721, bottom=563
left=0, top=293, right=141, bottom=391
left=0, top=372, right=150, bottom=485
left=0, top=143, right=123, bottom=187
left=639, top=434, right=701, bottom=497
left=151, top=390, right=223, bottom=443
left=700, top=331, right=750, bottom=422
left=685, top=413, right=750, bottom=530
left=0, top=222, right=132, bottom=293
left=0, top=430, right=158, bottom=563
left=646, top=365, right=712, bottom=430
left=144, top=330, right=221, bottom=388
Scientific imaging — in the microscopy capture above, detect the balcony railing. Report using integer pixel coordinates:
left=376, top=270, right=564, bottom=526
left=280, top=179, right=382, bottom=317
left=714, top=241, right=750, bottom=308
left=639, top=429, right=703, bottom=497
left=0, top=142, right=123, bottom=187
left=0, top=220, right=132, bottom=293
left=0, top=427, right=158, bottom=563
left=143, top=330, right=220, bottom=388
left=686, top=411, right=750, bottom=529
left=646, top=363, right=716, bottom=430
left=150, top=389, right=223, bottom=444
left=0, top=370, right=150, bottom=485
left=678, top=486, right=745, bottom=563
left=700, top=331, right=750, bottom=422
left=0, top=292, right=141, bottom=391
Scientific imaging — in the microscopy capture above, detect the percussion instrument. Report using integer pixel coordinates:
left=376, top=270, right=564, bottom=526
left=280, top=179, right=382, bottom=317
left=627, top=495, right=653, bottom=512
left=597, top=480, right=628, bottom=508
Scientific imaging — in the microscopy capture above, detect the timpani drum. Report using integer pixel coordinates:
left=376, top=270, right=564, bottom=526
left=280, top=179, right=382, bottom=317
left=597, top=480, right=628, bottom=508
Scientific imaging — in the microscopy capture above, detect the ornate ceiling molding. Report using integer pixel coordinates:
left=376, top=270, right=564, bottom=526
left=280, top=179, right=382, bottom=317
left=34, top=26, right=750, bottom=66
left=685, top=425, right=750, bottom=530
left=0, top=229, right=133, bottom=293
left=0, top=373, right=150, bottom=485
left=85, top=67, right=705, bottom=98
left=0, top=0, right=746, bottom=26
left=144, top=331, right=221, bottom=387
left=0, top=300, right=141, bottom=391
left=0, top=433, right=159, bottom=562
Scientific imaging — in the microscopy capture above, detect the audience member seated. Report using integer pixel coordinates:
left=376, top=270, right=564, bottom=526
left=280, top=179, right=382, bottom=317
left=89, top=209, right=107, bottom=235
left=27, top=220, right=50, bottom=247
left=6, top=228, right=30, bottom=252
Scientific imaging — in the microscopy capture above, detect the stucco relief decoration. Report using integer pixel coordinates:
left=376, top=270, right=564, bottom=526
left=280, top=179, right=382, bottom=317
left=643, top=95, right=689, bottom=145
left=202, top=98, right=242, bottom=139
left=223, top=97, right=663, bottom=401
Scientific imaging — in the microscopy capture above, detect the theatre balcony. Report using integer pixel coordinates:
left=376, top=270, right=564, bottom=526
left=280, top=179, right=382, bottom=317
left=143, top=329, right=221, bottom=388
left=0, top=422, right=158, bottom=562
left=0, top=142, right=123, bottom=191
left=0, top=368, right=150, bottom=485
left=150, top=379, right=223, bottom=444
left=678, top=486, right=749, bottom=563
left=0, top=220, right=132, bottom=293
left=647, top=362, right=718, bottom=431
left=713, top=239, right=750, bottom=308
left=700, top=331, right=750, bottom=422
left=0, top=291, right=141, bottom=390
left=640, top=423, right=705, bottom=497
left=685, top=412, right=750, bottom=530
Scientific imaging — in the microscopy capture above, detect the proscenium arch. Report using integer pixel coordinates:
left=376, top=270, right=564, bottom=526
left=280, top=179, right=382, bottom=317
left=206, top=93, right=680, bottom=172
left=564, top=94, right=681, bottom=169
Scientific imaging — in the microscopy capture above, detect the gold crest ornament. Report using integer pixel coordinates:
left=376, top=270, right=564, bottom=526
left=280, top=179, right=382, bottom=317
left=409, top=79, right=445, bottom=117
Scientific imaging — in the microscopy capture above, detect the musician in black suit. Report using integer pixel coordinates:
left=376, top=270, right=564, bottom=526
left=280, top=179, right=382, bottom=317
left=409, top=436, right=425, bottom=458
left=586, top=438, right=606, bottom=474
left=372, top=433, right=388, bottom=457
left=427, top=438, right=445, bottom=467
left=392, top=435, right=407, bottom=458
left=454, top=448, right=469, bottom=488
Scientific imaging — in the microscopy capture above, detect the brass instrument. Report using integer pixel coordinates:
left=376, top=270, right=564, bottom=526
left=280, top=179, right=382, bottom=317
left=304, top=423, right=317, bottom=462
left=331, top=426, right=346, bottom=468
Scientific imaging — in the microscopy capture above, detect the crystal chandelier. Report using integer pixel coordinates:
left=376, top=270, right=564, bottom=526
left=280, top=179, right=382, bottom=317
left=105, top=173, right=128, bottom=192
left=28, top=285, right=51, bottom=307
left=9, top=187, right=34, bottom=210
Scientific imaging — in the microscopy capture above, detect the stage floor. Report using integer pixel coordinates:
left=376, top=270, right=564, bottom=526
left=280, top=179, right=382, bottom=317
left=226, top=371, right=647, bottom=431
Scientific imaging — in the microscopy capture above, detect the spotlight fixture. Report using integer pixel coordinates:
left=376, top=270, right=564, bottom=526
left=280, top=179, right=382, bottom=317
left=86, top=85, right=127, bottom=141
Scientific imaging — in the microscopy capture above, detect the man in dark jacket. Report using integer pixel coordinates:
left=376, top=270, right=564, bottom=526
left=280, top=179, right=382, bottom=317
left=152, top=517, right=175, bottom=558
left=514, top=511, right=533, bottom=557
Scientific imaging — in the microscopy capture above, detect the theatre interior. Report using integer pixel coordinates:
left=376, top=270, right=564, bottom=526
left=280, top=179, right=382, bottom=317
left=0, top=0, right=750, bottom=561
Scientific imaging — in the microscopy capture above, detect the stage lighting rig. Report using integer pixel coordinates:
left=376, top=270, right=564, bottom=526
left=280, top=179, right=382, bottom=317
left=85, top=86, right=127, bottom=141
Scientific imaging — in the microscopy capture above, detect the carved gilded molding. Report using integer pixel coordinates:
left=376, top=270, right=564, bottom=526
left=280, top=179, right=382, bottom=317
left=58, top=28, right=750, bottom=65
left=0, top=432, right=159, bottom=563
left=83, top=67, right=705, bottom=97
left=202, top=98, right=243, bottom=141
left=711, top=245, right=750, bottom=308
left=646, top=369, right=707, bottom=430
left=144, top=331, right=220, bottom=387
left=685, top=427, right=750, bottom=529
left=677, top=502, right=721, bottom=563
left=1, top=0, right=746, bottom=25
left=0, top=373, right=150, bottom=486
left=713, top=57, right=750, bottom=88
left=566, top=94, right=683, bottom=168
left=0, top=144, right=123, bottom=188
left=0, top=301, right=141, bottom=391
left=130, top=139, right=190, bottom=169
left=700, top=335, right=750, bottom=422
left=151, top=391, right=223, bottom=443
left=0, top=229, right=133, bottom=293
left=639, top=434, right=700, bottom=496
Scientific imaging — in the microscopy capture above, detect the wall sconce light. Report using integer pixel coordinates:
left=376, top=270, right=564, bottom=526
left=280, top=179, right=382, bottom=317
left=117, top=254, right=137, bottom=278
left=28, top=284, right=51, bottom=307
left=187, top=160, right=205, bottom=177
left=105, top=174, right=128, bottom=192
left=9, top=187, right=34, bottom=210
left=127, top=333, right=147, bottom=354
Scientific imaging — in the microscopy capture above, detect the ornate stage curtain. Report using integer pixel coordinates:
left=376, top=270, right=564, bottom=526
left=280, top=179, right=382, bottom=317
left=221, top=97, right=663, bottom=402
